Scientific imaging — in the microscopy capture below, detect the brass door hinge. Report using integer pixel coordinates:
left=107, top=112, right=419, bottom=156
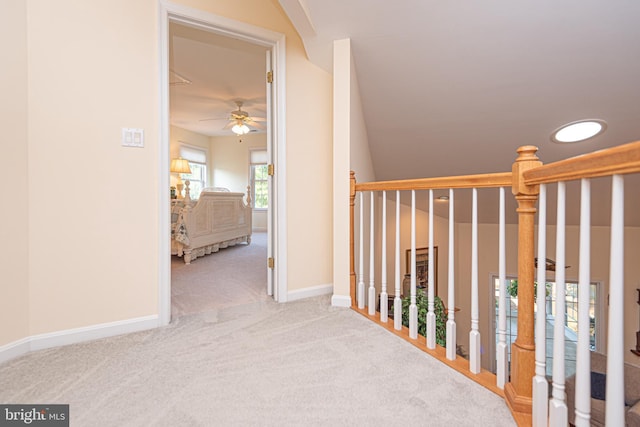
left=268, top=257, right=275, bottom=269
left=268, top=164, right=274, bottom=176
left=267, top=71, right=273, bottom=83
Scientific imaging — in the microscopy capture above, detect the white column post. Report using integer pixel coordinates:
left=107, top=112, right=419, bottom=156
left=380, top=191, right=388, bottom=322
left=574, top=179, right=591, bottom=427
left=549, top=181, right=568, bottom=427
left=394, top=191, right=402, bottom=330
left=497, top=187, right=508, bottom=389
left=532, top=184, right=548, bottom=426
left=409, top=190, right=418, bottom=339
left=357, top=192, right=365, bottom=309
left=426, top=189, right=436, bottom=349
left=446, top=188, right=457, bottom=360
left=368, top=191, right=376, bottom=316
left=469, top=188, right=480, bottom=373
left=605, top=175, right=625, bottom=426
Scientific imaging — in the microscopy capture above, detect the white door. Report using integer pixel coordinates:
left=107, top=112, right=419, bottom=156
left=266, top=50, right=275, bottom=299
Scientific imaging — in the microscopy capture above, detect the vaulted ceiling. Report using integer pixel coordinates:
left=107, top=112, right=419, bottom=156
left=279, top=0, right=640, bottom=225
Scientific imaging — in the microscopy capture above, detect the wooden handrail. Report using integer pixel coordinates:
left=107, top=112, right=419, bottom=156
left=355, top=172, right=512, bottom=192
left=524, top=140, right=640, bottom=185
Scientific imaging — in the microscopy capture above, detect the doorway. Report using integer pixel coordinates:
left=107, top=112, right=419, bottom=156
left=158, top=3, right=287, bottom=325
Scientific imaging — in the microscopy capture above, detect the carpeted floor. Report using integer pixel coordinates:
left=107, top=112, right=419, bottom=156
left=0, top=295, right=515, bottom=426
left=1, top=232, right=516, bottom=426
left=171, top=232, right=269, bottom=317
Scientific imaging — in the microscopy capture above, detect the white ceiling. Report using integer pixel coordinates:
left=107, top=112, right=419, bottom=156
left=279, top=0, right=640, bottom=225
left=169, top=22, right=267, bottom=137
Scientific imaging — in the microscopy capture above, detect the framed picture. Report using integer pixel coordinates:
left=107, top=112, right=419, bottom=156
left=405, top=246, right=438, bottom=296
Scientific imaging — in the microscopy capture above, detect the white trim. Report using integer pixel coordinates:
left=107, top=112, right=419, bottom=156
left=0, top=338, right=30, bottom=365
left=158, top=2, right=172, bottom=326
left=0, top=315, right=158, bottom=365
left=331, top=294, right=352, bottom=308
left=272, top=34, right=288, bottom=304
left=158, top=1, right=288, bottom=316
left=287, top=284, right=333, bottom=302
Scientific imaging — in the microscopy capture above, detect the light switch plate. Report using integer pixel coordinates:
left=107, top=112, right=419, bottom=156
left=122, top=128, right=144, bottom=148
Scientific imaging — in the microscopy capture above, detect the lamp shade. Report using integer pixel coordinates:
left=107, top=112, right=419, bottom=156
left=170, top=158, right=192, bottom=174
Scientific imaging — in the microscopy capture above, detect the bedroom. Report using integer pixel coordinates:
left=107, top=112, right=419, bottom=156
left=168, top=21, right=271, bottom=317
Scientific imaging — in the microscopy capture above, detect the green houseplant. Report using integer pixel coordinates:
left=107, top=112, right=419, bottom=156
left=506, top=279, right=551, bottom=300
left=393, top=290, right=447, bottom=347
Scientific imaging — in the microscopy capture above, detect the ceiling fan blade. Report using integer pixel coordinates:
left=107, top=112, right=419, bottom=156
left=199, top=116, right=228, bottom=122
left=222, top=121, right=234, bottom=130
left=245, top=119, right=266, bottom=130
left=247, top=116, right=266, bottom=122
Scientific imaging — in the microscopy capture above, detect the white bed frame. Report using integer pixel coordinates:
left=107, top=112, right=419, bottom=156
left=171, top=189, right=252, bottom=264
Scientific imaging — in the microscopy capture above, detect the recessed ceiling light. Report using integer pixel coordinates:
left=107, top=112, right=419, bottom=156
left=551, top=119, right=607, bottom=144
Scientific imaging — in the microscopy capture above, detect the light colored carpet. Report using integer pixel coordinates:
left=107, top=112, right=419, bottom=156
left=0, top=296, right=515, bottom=426
left=171, top=232, right=268, bottom=318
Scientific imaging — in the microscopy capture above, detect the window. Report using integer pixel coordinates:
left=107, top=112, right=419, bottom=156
left=493, top=276, right=601, bottom=378
left=180, top=145, right=207, bottom=199
left=250, top=149, right=268, bottom=209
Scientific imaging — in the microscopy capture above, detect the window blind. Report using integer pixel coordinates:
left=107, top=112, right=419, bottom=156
left=180, top=145, right=207, bottom=164
left=250, top=149, right=268, bottom=164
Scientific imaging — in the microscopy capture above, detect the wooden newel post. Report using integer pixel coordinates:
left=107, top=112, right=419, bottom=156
left=505, top=146, right=542, bottom=415
left=350, top=171, right=357, bottom=307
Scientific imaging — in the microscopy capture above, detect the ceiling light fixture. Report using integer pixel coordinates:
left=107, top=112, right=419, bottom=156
left=551, top=119, right=607, bottom=144
left=232, top=123, right=250, bottom=135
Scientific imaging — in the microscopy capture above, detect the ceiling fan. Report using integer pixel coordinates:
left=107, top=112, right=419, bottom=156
left=200, top=101, right=265, bottom=135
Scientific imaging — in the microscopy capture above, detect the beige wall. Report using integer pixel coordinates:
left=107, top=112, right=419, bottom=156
left=1, top=0, right=332, bottom=348
left=210, top=133, right=268, bottom=230
left=210, top=133, right=264, bottom=193
left=26, top=0, right=159, bottom=335
left=0, top=0, right=29, bottom=345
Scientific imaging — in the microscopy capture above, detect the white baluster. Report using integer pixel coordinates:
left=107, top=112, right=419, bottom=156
left=446, top=188, right=457, bottom=360
left=470, top=188, right=480, bottom=373
left=426, top=189, right=436, bottom=349
left=574, top=179, right=591, bottom=427
left=368, top=191, right=376, bottom=316
left=380, top=191, right=388, bottom=322
left=357, top=192, right=365, bottom=309
left=497, top=187, right=508, bottom=389
left=606, top=175, right=625, bottom=426
left=532, top=184, right=548, bottom=426
left=394, top=191, right=402, bottom=330
left=409, top=190, right=418, bottom=339
left=549, top=181, right=568, bottom=427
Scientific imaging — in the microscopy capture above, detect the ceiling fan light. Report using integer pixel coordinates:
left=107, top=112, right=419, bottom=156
left=232, top=123, right=250, bottom=135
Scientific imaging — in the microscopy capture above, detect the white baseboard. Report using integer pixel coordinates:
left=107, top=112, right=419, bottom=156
left=287, top=283, right=333, bottom=302
left=331, top=294, right=352, bottom=308
left=0, top=315, right=159, bottom=365
left=0, top=337, right=31, bottom=365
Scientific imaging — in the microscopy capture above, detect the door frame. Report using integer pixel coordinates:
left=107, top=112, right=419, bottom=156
left=158, top=0, right=288, bottom=325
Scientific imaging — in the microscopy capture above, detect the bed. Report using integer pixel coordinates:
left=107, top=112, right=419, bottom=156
left=171, top=188, right=252, bottom=264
